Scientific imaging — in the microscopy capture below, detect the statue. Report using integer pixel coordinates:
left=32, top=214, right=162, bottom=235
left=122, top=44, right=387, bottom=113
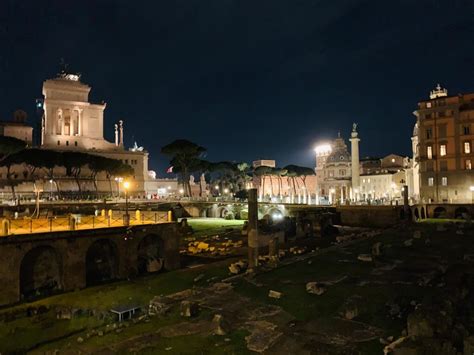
left=189, top=175, right=195, bottom=185
left=352, top=123, right=358, bottom=132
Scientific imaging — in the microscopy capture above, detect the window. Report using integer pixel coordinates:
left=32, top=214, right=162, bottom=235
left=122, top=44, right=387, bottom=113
left=57, top=140, right=60, bottom=146
left=464, top=141, right=471, bottom=154
left=74, top=141, right=78, bottom=147
left=426, top=128, right=433, bottom=139
left=463, top=125, right=470, bottom=135
left=339, top=169, right=345, bottom=176
left=440, top=161, right=447, bottom=171
left=440, top=144, right=447, bottom=157
left=66, top=141, right=69, bottom=146
left=466, top=159, right=472, bottom=170
left=426, top=102, right=432, bottom=108
left=425, top=113, right=432, bottom=119
left=441, top=177, right=448, bottom=186
left=428, top=177, right=434, bottom=186
left=427, top=146, right=433, bottom=159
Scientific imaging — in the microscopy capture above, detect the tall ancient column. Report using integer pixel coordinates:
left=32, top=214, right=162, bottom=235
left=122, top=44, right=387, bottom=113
left=119, top=120, right=124, bottom=147
left=349, top=123, right=360, bottom=201
left=114, top=124, right=119, bottom=146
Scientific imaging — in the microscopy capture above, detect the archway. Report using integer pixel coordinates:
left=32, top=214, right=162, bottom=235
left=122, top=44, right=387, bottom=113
left=414, top=208, right=420, bottom=220
left=20, top=246, right=62, bottom=300
left=433, top=207, right=447, bottom=219
left=267, top=208, right=284, bottom=222
left=137, top=234, right=164, bottom=275
left=455, top=207, right=469, bottom=219
left=218, top=207, right=230, bottom=218
left=421, top=207, right=426, bottom=219
left=86, top=239, right=119, bottom=286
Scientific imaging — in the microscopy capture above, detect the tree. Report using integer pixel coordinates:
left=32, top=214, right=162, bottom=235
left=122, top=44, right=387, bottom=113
left=62, top=151, right=91, bottom=192
left=161, top=140, right=206, bottom=197
left=284, top=165, right=315, bottom=203
left=0, top=136, right=27, bottom=159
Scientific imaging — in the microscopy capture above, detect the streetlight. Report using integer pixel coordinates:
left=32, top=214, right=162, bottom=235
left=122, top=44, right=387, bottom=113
left=123, top=181, right=130, bottom=226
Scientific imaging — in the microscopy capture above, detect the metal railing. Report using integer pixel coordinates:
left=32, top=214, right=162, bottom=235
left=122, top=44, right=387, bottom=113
left=0, top=211, right=171, bottom=237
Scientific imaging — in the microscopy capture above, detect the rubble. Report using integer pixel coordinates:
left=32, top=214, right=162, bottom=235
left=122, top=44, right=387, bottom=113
left=371, top=242, right=382, bottom=256
left=228, top=260, right=248, bottom=275
left=180, top=301, right=199, bottom=317
left=149, top=296, right=172, bottom=316
left=268, top=290, right=283, bottom=299
left=212, top=314, right=229, bottom=335
left=357, top=254, right=373, bottom=262
left=306, top=282, right=326, bottom=295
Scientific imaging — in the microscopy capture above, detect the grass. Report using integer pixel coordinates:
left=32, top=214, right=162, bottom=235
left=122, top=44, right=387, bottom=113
left=2, top=219, right=472, bottom=354
left=0, top=263, right=230, bottom=354
left=186, top=218, right=245, bottom=237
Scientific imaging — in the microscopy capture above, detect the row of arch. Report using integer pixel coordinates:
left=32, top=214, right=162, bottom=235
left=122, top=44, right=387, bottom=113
left=19, top=235, right=164, bottom=301
left=411, top=206, right=471, bottom=220
left=199, top=205, right=284, bottom=219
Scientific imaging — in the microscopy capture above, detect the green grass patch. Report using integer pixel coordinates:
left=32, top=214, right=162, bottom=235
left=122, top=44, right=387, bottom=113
left=186, top=218, right=245, bottom=237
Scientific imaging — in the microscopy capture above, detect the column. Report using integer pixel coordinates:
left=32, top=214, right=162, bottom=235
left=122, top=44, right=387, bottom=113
left=349, top=123, right=360, bottom=201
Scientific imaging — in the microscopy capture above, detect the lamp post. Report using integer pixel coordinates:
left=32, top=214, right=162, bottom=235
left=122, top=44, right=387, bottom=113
left=123, top=181, right=130, bottom=226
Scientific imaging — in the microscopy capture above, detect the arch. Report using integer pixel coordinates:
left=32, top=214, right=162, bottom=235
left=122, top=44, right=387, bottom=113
left=137, top=234, right=164, bottom=275
left=217, top=207, right=230, bottom=218
left=86, top=239, right=119, bottom=286
left=455, top=207, right=470, bottom=219
left=433, top=206, right=447, bottom=219
left=20, top=246, right=62, bottom=300
left=421, top=207, right=426, bottom=219
left=267, top=207, right=284, bottom=221
left=414, top=208, right=420, bottom=220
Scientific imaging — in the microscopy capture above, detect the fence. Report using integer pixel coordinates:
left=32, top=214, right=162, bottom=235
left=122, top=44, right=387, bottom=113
left=1, top=210, right=171, bottom=236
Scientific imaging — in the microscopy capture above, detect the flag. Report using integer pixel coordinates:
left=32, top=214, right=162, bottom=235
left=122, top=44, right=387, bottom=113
left=166, top=166, right=174, bottom=174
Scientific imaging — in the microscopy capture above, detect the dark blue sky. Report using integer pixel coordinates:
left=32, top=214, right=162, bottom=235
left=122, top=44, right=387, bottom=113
left=1, top=0, right=473, bottom=175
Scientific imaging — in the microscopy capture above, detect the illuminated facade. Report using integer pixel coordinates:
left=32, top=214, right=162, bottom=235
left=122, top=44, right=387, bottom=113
left=413, top=84, right=474, bottom=203
left=315, top=127, right=415, bottom=205
left=0, top=70, right=177, bottom=198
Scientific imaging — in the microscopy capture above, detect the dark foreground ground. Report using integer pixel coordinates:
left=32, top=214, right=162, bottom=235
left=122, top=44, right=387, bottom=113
left=1, top=218, right=473, bottom=354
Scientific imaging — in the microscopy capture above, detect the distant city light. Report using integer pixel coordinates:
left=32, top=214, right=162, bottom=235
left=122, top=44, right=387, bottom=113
left=470, top=186, right=474, bottom=192
left=315, top=144, right=332, bottom=155
left=179, top=188, right=184, bottom=194
left=223, top=188, right=229, bottom=194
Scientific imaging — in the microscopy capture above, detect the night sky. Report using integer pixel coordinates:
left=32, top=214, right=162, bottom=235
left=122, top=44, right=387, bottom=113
left=1, top=1, right=473, bottom=175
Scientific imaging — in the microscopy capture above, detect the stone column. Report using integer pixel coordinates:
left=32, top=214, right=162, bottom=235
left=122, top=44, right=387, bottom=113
left=349, top=123, right=360, bottom=201
left=119, top=120, right=124, bottom=147
left=247, top=188, right=259, bottom=270
left=114, top=124, right=119, bottom=146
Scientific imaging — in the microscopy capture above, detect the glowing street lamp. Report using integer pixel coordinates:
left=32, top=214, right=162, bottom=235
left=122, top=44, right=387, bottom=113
left=123, top=181, right=130, bottom=226
left=223, top=188, right=229, bottom=194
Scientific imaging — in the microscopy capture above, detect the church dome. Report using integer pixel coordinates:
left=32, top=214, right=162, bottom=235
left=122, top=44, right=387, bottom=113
left=326, top=137, right=351, bottom=164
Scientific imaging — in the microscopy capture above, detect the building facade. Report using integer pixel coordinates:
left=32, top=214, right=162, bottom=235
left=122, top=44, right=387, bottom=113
left=0, top=110, right=33, bottom=146
left=315, top=126, right=415, bottom=205
left=413, top=84, right=474, bottom=203
left=0, top=70, right=177, bottom=199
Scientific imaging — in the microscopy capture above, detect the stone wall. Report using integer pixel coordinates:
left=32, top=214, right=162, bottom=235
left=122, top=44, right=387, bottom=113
left=0, top=223, right=180, bottom=306
left=337, top=206, right=403, bottom=227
